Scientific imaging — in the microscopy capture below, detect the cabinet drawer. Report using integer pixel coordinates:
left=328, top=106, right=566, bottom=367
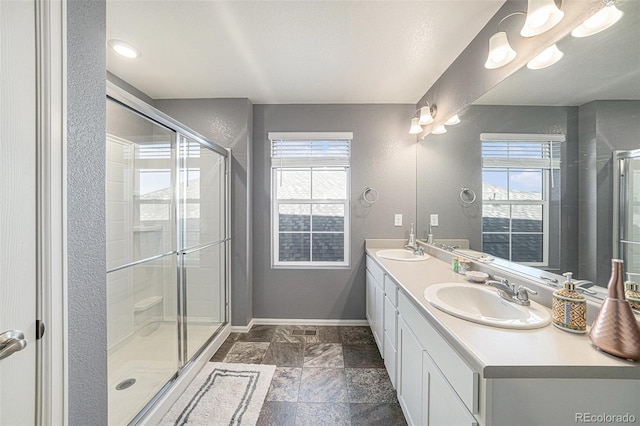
left=366, top=255, right=385, bottom=288
left=398, top=291, right=479, bottom=413
left=384, top=275, right=398, bottom=306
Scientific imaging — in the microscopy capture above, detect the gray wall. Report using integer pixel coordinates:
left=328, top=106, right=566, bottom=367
left=417, top=104, right=579, bottom=274
left=67, top=0, right=108, bottom=423
left=154, top=99, right=254, bottom=326
left=252, top=104, right=416, bottom=320
left=579, top=100, right=640, bottom=285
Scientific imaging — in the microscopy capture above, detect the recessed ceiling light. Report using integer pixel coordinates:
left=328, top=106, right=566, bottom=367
left=108, top=39, right=140, bottom=59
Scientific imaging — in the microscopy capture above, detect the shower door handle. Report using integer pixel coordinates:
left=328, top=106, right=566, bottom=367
left=0, top=330, right=28, bottom=360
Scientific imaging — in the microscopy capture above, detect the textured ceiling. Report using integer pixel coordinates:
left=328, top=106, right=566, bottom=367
left=107, top=1, right=504, bottom=104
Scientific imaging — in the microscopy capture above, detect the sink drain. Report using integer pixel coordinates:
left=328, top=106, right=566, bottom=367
left=116, top=378, right=136, bottom=391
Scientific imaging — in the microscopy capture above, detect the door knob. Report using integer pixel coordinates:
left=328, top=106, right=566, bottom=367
left=0, top=330, right=28, bottom=360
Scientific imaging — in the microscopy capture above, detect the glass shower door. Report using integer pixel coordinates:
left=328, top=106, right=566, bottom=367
left=180, top=137, right=227, bottom=361
left=106, top=99, right=179, bottom=425
left=615, top=149, right=640, bottom=280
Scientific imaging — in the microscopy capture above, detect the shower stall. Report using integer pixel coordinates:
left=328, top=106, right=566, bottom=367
left=106, top=83, right=230, bottom=425
left=614, top=149, right=640, bottom=280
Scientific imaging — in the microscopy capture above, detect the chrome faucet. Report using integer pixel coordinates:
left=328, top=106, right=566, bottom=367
left=486, top=277, right=537, bottom=306
left=573, top=280, right=597, bottom=295
left=404, top=223, right=424, bottom=255
left=404, top=244, right=424, bottom=256
left=439, top=244, right=460, bottom=252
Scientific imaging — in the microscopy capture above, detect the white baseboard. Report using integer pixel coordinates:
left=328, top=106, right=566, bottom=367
left=139, top=325, right=230, bottom=425
left=253, top=318, right=369, bottom=326
left=229, top=318, right=255, bottom=333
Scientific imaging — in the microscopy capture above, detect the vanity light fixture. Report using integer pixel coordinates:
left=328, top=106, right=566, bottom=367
left=485, top=32, right=517, bottom=69
left=432, top=124, right=447, bottom=135
left=108, top=39, right=141, bottom=59
left=571, top=0, right=623, bottom=38
left=409, top=101, right=437, bottom=134
left=409, top=117, right=423, bottom=135
left=520, top=0, right=564, bottom=38
left=527, top=43, right=564, bottom=69
left=444, top=114, right=461, bottom=126
left=484, top=12, right=525, bottom=69
left=418, top=102, right=437, bottom=125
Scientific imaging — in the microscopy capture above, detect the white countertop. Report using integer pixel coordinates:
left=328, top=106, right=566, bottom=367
left=365, top=240, right=640, bottom=379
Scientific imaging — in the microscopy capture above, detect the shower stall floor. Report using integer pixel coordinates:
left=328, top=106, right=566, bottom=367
left=108, top=321, right=222, bottom=426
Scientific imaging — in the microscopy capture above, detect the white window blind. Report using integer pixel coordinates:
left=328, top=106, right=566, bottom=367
left=269, top=132, right=352, bottom=167
left=481, top=133, right=564, bottom=169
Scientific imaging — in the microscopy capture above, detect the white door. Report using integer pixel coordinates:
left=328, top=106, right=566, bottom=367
left=0, top=1, right=38, bottom=425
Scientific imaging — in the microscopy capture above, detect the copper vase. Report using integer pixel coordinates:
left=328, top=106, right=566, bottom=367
left=589, top=259, right=640, bottom=361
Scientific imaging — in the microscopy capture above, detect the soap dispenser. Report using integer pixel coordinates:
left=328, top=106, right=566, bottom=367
left=552, top=272, right=587, bottom=333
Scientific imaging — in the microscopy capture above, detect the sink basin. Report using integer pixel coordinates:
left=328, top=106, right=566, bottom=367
left=424, top=283, right=551, bottom=329
left=376, top=249, right=430, bottom=262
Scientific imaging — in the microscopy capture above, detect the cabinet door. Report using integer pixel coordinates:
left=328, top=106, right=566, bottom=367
left=384, top=295, right=398, bottom=388
left=373, top=282, right=385, bottom=353
left=366, top=269, right=375, bottom=325
left=423, top=351, right=478, bottom=426
left=397, top=316, right=425, bottom=426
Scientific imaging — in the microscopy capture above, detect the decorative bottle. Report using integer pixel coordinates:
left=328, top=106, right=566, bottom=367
left=589, top=259, right=640, bottom=361
left=552, top=272, right=586, bottom=333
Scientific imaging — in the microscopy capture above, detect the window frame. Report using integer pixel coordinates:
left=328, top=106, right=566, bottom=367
left=269, top=132, right=352, bottom=269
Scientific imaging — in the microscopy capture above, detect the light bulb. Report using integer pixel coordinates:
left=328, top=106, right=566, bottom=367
left=485, top=32, right=517, bottom=69
left=571, top=4, right=623, bottom=37
left=409, top=117, right=423, bottom=135
left=527, top=44, right=563, bottom=70
left=432, top=125, right=447, bottom=135
left=444, top=115, right=461, bottom=126
left=521, top=0, right=564, bottom=37
left=418, top=106, right=434, bottom=125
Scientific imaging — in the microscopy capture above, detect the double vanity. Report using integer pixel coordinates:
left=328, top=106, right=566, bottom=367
left=365, top=239, right=639, bottom=426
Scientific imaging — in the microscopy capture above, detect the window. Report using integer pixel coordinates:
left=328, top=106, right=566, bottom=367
left=481, top=133, right=563, bottom=266
left=269, top=132, right=352, bottom=268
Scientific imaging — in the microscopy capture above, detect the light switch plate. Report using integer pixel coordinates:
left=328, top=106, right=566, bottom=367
left=394, top=214, right=403, bottom=227
left=430, top=214, right=439, bottom=226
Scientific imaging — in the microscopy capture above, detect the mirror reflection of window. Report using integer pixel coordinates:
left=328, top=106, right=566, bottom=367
left=480, top=135, right=563, bottom=267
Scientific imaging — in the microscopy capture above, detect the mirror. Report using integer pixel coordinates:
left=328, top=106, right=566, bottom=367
left=417, top=0, right=640, bottom=287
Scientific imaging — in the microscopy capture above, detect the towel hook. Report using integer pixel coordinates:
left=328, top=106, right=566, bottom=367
left=362, top=187, right=379, bottom=204
left=459, top=187, right=476, bottom=205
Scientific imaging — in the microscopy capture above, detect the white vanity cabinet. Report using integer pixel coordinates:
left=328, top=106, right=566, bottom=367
left=397, top=290, right=478, bottom=426
left=366, top=247, right=640, bottom=426
left=365, top=255, right=385, bottom=354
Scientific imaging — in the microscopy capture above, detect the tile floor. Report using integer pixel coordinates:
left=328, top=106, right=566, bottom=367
left=210, top=324, right=408, bottom=425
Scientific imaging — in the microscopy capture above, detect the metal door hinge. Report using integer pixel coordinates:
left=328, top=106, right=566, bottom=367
left=36, top=320, right=45, bottom=340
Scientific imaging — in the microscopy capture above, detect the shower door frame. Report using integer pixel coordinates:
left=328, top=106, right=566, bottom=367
left=106, top=81, right=231, bottom=424
left=612, top=149, right=640, bottom=263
